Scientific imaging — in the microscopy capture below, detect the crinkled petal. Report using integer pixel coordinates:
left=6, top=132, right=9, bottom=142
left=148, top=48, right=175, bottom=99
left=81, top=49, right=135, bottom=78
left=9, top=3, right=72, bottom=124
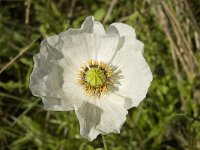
left=60, top=60, right=88, bottom=109
left=61, top=32, right=120, bottom=68
left=30, top=35, right=64, bottom=97
left=59, top=16, right=121, bottom=68
left=60, top=16, right=105, bottom=40
left=60, top=33, right=120, bottom=71
left=30, top=36, right=74, bottom=111
left=96, top=34, right=120, bottom=63
left=107, top=22, right=144, bottom=53
left=81, top=16, right=105, bottom=35
left=30, top=53, right=62, bottom=98
left=111, top=49, right=153, bottom=108
left=107, top=23, right=152, bottom=108
left=107, top=23, right=136, bottom=39
left=75, top=102, right=102, bottom=141
left=42, top=96, right=74, bottom=111
left=95, top=95, right=128, bottom=133
left=75, top=94, right=128, bottom=140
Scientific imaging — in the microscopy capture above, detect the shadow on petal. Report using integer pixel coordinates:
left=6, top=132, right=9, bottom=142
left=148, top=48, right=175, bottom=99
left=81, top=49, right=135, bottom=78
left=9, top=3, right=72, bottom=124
left=75, top=102, right=103, bottom=141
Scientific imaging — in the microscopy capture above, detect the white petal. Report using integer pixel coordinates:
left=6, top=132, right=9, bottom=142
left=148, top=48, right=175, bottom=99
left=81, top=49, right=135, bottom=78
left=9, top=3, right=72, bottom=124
left=30, top=35, right=64, bottom=97
left=30, top=36, right=74, bottom=111
left=95, top=96, right=128, bottom=133
left=40, top=35, right=64, bottom=60
left=134, top=39, right=144, bottom=53
left=97, top=34, right=120, bottom=63
left=75, top=94, right=128, bottom=140
left=60, top=59, right=92, bottom=109
left=75, top=102, right=102, bottom=141
left=59, top=16, right=121, bottom=67
left=42, top=96, right=74, bottom=111
left=61, top=33, right=97, bottom=68
left=107, top=23, right=144, bottom=53
left=81, top=16, right=105, bottom=35
left=107, top=23, right=136, bottom=38
left=60, top=32, right=121, bottom=72
left=107, top=23, right=152, bottom=108
left=45, top=35, right=64, bottom=51
left=30, top=53, right=62, bottom=98
left=60, top=16, right=105, bottom=41
left=112, top=50, right=153, bottom=108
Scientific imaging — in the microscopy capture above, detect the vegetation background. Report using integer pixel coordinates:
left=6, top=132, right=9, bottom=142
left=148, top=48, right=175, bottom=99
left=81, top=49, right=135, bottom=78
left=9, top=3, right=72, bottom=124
left=0, top=0, right=200, bottom=149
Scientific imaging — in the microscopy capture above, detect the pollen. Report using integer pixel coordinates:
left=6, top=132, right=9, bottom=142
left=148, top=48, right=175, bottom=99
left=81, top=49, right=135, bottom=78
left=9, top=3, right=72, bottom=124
left=77, top=60, right=114, bottom=97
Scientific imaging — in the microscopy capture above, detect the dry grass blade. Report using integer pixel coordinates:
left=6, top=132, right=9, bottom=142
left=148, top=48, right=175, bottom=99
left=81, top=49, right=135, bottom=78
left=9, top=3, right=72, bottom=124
left=161, top=1, right=198, bottom=67
left=0, top=36, right=40, bottom=75
left=103, top=0, right=118, bottom=24
left=25, top=0, right=32, bottom=24
left=152, top=0, right=199, bottom=79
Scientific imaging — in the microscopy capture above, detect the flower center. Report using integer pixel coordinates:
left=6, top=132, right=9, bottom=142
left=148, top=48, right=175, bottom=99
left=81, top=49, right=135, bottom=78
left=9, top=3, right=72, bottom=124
left=77, top=60, right=115, bottom=97
left=85, top=68, right=106, bottom=87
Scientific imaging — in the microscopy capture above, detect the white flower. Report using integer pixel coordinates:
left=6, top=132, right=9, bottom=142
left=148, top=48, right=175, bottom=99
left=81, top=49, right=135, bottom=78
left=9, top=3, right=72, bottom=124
left=30, top=16, right=153, bottom=141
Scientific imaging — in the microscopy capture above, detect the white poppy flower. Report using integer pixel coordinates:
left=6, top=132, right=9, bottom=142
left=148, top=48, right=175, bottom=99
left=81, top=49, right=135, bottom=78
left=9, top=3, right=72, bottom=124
left=30, top=16, right=153, bottom=141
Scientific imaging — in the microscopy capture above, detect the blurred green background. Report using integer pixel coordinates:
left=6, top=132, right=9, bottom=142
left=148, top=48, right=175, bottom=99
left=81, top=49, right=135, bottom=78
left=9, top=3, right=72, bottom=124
left=0, top=0, right=200, bottom=149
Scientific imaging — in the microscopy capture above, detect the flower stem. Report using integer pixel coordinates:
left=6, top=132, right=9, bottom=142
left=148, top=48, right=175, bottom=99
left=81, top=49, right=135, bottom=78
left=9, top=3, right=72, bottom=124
left=101, top=134, right=108, bottom=150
